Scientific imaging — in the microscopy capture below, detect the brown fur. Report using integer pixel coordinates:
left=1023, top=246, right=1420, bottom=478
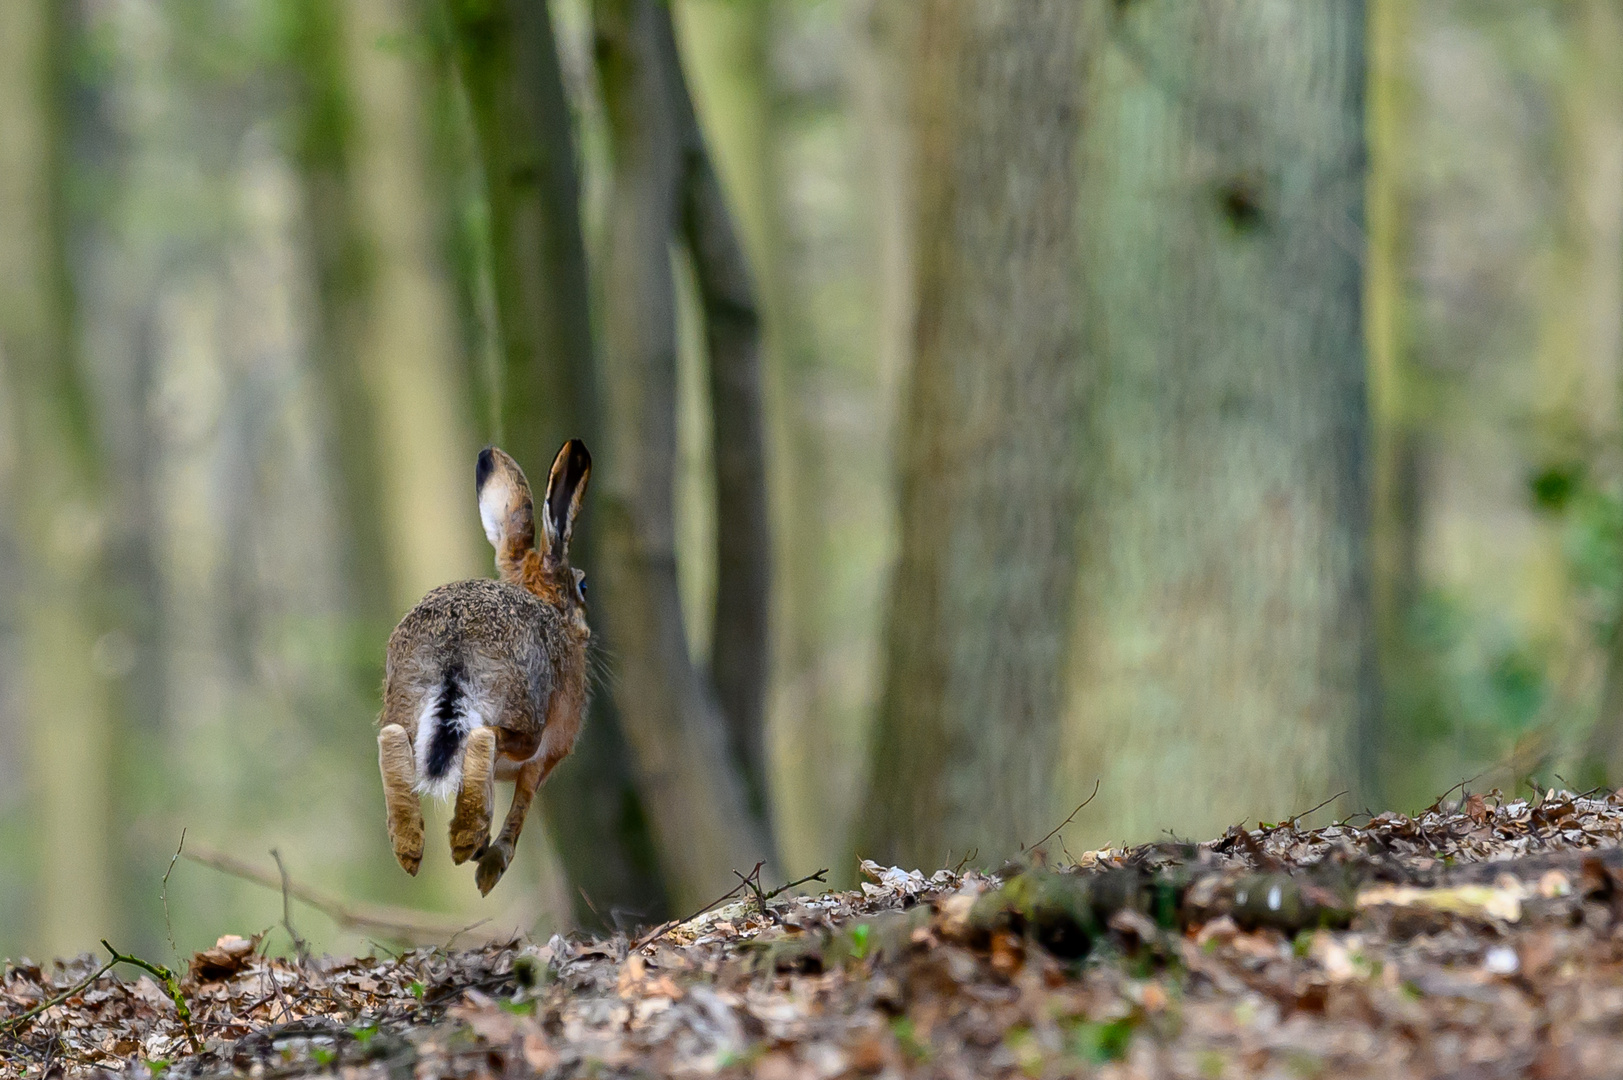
left=376, top=441, right=592, bottom=894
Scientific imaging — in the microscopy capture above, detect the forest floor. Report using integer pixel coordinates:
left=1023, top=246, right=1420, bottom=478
left=9, top=790, right=1623, bottom=1078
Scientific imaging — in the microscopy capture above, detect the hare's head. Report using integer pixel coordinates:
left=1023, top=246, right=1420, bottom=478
left=477, top=440, right=592, bottom=631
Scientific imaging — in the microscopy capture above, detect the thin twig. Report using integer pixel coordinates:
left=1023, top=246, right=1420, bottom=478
left=1025, top=779, right=1102, bottom=854
left=576, top=886, right=605, bottom=928
left=270, top=849, right=309, bottom=961
left=443, top=919, right=494, bottom=953
left=1427, top=769, right=1490, bottom=813
left=162, top=828, right=186, bottom=960
left=733, top=865, right=769, bottom=920
left=0, top=958, right=117, bottom=1036
left=763, top=869, right=828, bottom=901
left=101, top=940, right=202, bottom=1055
left=1287, top=790, right=1348, bottom=830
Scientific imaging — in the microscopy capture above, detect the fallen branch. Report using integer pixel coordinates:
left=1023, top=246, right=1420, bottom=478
left=631, top=864, right=832, bottom=953
left=182, top=843, right=524, bottom=946
left=631, top=862, right=763, bottom=952
left=101, top=941, right=202, bottom=1055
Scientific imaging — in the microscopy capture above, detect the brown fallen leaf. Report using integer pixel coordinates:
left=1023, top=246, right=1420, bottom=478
left=189, top=934, right=261, bottom=982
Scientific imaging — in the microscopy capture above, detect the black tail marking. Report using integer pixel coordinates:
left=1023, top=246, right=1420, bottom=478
left=424, top=662, right=467, bottom=780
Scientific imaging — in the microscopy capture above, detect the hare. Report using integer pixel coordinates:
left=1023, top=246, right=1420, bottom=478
left=376, top=440, right=592, bottom=895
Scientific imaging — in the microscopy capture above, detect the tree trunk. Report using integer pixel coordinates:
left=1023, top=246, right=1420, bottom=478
left=441, top=0, right=670, bottom=926
left=0, top=0, right=118, bottom=956
left=594, top=0, right=777, bottom=907
left=856, top=0, right=1089, bottom=871
left=287, top=0, right=395, bottom=627
left=339, top=0, right=485, bottom=614
left=1062, top=1, right=1372, bottom=843
left=1557, top=0, right=1623, bottom=784
left=1367, top=0, right=1422, bottom=800
left=336, top=0, right=579, bottom=918
left=681, top=144, right=772, bottom=824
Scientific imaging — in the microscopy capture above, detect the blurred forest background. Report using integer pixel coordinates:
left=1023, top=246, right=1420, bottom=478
left=3, top=0, right=1623, bottom=965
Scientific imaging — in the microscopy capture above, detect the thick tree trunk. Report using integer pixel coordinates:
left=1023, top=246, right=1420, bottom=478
left=441, top=0, right=670, bottom=926
left=0, top=0, right=117, bottom=956
left=594, top=0, right=777, bottom=907
left=856, top=0, right=1089, bottom=870
left=336, top=0, right=582, bottom=918
left=1062, top=1, right=1372, bottom=842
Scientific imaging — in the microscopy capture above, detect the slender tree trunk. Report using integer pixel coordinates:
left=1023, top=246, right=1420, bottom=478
left=339, top=0, right=485, bottom=614
left=441, top=0, right=669, bottom=925
left=1367, top=0, right=1422, bottom=800
left=594, top=0, right=777, bottom=906
left=1558, top=0, right=1623, bottom=784
left=856, top=0, right=1089, bottom=870
left=0, top=0, right=118, bottom=956
left=287, top=0, right=395, bottom=626
left=682, top=140, right=772, bottom=824
left=1062, top=1, right=1372, bottom=843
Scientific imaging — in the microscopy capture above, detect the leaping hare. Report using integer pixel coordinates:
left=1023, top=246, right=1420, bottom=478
left=376, top=440, right=592, bottom=895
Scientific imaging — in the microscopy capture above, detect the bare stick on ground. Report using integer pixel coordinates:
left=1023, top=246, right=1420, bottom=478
left=183, top=843, right=527, bottom=945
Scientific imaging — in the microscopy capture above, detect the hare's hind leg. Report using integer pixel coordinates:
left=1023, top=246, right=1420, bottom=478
left=475, top=754, right=545, bottom=896
left=378, top=724, right=424, bottom=875
left=449, top=727, right=495, bottom=864
left=475, top=739, right=572, bottom=896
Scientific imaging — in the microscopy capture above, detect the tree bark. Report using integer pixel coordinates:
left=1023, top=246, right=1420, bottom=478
left=1062, top=1, right=1372, bottom=842
left=0, top=0, right=118, bottom=956
left=1555, top=0, right=1623, bottom=785
left=286, top=0, right=395, bottom=626
left=681, top=144, right=772, bottom=825
left=855, top=0, right=1089, bottom=870
left=440, top=0, right=670, bottom=926
left=1366, top=0, right=1419, bottom=800
left=594, top=0, right=777, bottom=906
left=339, top=0, right=486, bottom=614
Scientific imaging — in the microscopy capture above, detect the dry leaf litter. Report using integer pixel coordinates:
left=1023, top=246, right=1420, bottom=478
left=10, top=789, right=1623, bottom=1077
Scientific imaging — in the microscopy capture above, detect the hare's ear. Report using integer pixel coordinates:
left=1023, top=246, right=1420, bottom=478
left=477, top=446, right=536, bottom=565
left=541, top=439, right=591, bottom=562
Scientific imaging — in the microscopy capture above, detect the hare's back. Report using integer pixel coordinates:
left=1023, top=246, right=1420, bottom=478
left=385, top=579, right=557, bottom=706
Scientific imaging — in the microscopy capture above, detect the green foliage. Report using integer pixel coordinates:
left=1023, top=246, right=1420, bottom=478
left=890, top=1016, right=929, bottom=1062
left=1065, top=1015, right=1137, bottom=1064
left=847, top=921, right=871, bottom=960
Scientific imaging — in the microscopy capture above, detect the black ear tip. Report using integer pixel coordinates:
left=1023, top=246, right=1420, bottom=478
left=568, top=439, right=591, bottom=472
left=476, top=446, right=496, bottom=490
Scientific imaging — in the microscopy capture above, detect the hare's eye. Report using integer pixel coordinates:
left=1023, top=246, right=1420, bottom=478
left=574, top=572, right=587, bottom=604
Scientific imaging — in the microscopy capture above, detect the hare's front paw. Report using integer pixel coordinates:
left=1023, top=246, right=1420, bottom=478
left=475, top=842, right=511, bottom=896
